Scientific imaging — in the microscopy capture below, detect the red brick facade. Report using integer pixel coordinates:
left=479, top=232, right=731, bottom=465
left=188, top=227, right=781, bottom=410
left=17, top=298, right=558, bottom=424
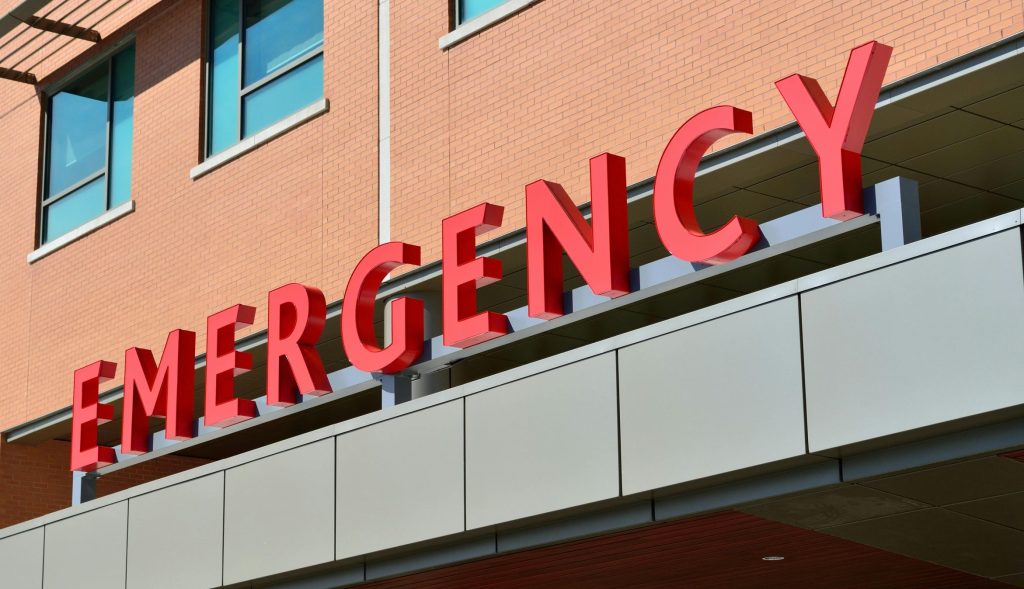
left=0, top=440, right=207, bottom=529
left=0, top=0, right=1021, bottom=526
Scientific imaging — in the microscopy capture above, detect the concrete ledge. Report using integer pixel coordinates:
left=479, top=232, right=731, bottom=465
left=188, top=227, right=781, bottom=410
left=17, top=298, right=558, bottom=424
left=497, top=500, right=653, bottom=553
left=655, top=461, right=842, bottom=521
left=439, top=0, right=540, bottom=50
left=365, top=534, right=495, bottom=582
left=27, top=200, right=135, bottom=264
left=190, top=98, right=330, bottom=180
left=842, top=417, right=1024, bottom=481
left=4, top=214, right=1024, bottom=543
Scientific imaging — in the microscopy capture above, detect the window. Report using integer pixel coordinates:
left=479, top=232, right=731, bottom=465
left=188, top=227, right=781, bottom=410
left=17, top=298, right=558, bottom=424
left=457, top=0, right=507, bottom=23
left=41, top=45, right=135, bottom=245
left=441, top=0, right=537, bottom=49
left=206, top=0, right=324, bottom=156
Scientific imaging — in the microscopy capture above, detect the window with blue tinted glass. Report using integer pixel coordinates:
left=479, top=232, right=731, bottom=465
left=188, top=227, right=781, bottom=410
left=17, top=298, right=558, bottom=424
left=109, top=46, right=135, bottom=208
left=206, top=0, right=324, bottom=155
left=243, top=54, right=323, bottom=137
left=42, top=45, right=135, bottom=245
left=208, top=0, right=240, bottom=156
left=458, top=0, right=507, bottom=23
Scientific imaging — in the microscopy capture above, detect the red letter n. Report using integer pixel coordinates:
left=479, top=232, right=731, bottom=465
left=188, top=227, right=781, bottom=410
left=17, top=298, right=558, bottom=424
left=526, top=153, right=630, bottom=319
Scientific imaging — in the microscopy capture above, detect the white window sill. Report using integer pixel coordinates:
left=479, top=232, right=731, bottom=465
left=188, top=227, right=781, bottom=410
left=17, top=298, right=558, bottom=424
left=28, top=200, right=135, bottom=264
left=190, top=98, right=330, bottom=180
left=439, top=0, right=540, bottom=50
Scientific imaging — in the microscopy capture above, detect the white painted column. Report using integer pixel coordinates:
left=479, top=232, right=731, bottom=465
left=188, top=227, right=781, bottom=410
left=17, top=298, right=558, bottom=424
left=377, top=0, right=391, bottom=245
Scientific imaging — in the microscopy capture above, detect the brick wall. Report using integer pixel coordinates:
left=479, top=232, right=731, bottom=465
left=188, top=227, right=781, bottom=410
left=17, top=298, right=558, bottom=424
left=0, top=0, right=377, bottom=525
left=96, top=451, right=209, bottom=499
left=0, top=438, right=208, bottom=528
left=0, top=0, right=378, bottom=432
left=390, top=0, right=1024, bottom=261
left=0, top=0, right=1020, bottom=526
left=0, top=440, right=68, bottom=529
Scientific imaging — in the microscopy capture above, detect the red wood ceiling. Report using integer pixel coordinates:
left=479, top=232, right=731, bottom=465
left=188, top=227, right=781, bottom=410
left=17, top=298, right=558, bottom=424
left=363, top=511, right=1007, bottom=589
left=1003, top=449, right=1024, bottom=463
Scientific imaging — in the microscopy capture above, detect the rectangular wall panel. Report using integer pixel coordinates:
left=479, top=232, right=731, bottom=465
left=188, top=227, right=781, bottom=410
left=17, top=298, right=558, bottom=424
left=336, top=400, right=464, bottom=560
left=465, top=353, right=619, bottom=530
left=0, top=527, right=43, bottom=589
left=44, top=502, right=128, bottom=589
left=223, top=440, right=335, bottom=584
left=127, top=473, right=224, bottom=589
left=803, top=229, right=1024, bottom=452
left=618, top=297, right=806, bottom=495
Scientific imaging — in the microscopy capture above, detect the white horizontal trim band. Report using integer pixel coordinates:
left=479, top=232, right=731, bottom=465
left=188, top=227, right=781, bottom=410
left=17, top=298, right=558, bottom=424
left=439, top=0, right=540, bottom=49
left=27, top=200, right=135, bottom=264
left=190, top=98, right=330, bottom=180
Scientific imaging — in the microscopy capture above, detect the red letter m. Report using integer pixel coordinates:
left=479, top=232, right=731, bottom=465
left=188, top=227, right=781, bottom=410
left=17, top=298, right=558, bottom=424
left=121, top=329, right=196, bottom=454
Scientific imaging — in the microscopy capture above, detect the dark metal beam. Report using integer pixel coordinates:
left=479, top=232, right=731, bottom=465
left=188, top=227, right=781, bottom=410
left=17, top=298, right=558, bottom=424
left=0, top=66, right=36, bottom=83
left=23, top=16, right=100, bottom=42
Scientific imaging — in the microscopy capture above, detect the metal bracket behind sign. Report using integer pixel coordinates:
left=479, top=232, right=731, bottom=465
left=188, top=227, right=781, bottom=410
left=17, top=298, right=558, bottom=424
left=23, top=16, right=101, bottom=42
left=72, top=471, right=96, bottom=506
left=72, top=177, right=921, bottom=505
left=864, top=177, right=921, bottom=251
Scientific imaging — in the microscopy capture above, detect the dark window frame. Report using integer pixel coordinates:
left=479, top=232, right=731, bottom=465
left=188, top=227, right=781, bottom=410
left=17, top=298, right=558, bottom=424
left=203, top=0, right=325, bottom=158
left=453, top=0, right=509, bottom=26
left=39, top=42, right=135, bottom=246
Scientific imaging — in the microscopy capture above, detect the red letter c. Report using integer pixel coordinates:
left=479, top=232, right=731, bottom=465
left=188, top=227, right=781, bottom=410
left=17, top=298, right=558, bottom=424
left=653, top=106, right=760, bottom=264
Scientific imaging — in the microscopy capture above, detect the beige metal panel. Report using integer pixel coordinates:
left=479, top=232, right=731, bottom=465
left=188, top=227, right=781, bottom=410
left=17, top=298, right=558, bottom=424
left=995, top=572, right=1024, bottom=587
left=127, top=473, right=224, bottom=589
left=465, top=353, right=619, bottom=529
left=619, top=297, right=806, bottom=495
left=0, top=527, right=43, bottom=589
left=741, top=485, right=929, bottom=530
left=44, top=502, right=128, bottom=589
left=223, top=440, right=334, bottom=585
left=948, top=491, right=1024, bottom=532
left=803, top=229, right=1024, bottom=452
left=336, top=401, right=464, bottom=559
left=824, top=508, right=1024, bottom=578
left=963, top=84, right=1024, bottom=125
left=861, top=456, right=1024, bottom=506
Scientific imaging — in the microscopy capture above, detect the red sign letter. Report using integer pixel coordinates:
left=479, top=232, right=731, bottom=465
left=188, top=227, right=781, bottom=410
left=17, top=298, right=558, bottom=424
left=775, top=41, right=892, bottom=220
left=526, top=153, right=630, bottom=319
left=122, top=330, right=196, bottom=454
left=342, top=242, right=425, bottom=373
left=653, top=106, right=760, bottom=264
left=204, top=304, right=257, bottom=427
left=71, top=360, right=117, bottom=472
left=442, top=203, right=508, bottom=348
left=266, top=284, right=331, bottom=406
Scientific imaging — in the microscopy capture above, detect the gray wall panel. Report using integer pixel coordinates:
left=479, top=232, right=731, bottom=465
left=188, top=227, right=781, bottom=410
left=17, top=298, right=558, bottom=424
left=44, top=502, right=127, bottom=589
left=223, top=440, right=334, bottom=585
left=465, top=353, right=619, bottom=529
left=803, top=229, right=1024, bottom=452
left=0, top=527, right=43, bottom=589
left=336, top=400, right=464, bottom=560
left=127, top=473, right=224, bottom=589
left=618, top=298, right=807, bottom=495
